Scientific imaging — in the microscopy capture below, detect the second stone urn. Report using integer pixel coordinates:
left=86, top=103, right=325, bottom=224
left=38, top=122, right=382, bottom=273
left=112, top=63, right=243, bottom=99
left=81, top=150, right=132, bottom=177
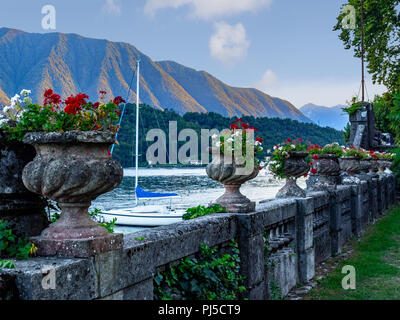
left=307, top=154, right=340, bottom=191
left=206, top=148, right=259, bottom=213
left=339, top=156, right=362, bottom=184
left=22, top=131, right=124, bottom=258
left=276, top=152, right=310, bottom=198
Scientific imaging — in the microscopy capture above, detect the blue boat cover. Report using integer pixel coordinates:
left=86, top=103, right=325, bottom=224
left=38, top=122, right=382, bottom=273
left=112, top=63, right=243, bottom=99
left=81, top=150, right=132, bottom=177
left=136, top=185, right=179, bottom=199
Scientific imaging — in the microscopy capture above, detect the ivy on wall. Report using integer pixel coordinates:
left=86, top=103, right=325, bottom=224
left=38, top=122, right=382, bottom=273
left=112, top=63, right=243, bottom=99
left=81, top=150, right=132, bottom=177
left=153, top=239, right=246, bottom=300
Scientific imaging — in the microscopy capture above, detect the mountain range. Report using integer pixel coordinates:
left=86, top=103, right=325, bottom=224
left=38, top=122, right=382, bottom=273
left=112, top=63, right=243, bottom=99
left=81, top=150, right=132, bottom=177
left=0, top=27, right=310, bottom=122
left=300, top=103, right=349, bottom=130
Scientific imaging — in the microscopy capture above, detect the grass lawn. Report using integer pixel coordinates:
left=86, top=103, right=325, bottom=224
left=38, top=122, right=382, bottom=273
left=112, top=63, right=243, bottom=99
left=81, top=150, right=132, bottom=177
left=306, top=206, right=400, bottom=300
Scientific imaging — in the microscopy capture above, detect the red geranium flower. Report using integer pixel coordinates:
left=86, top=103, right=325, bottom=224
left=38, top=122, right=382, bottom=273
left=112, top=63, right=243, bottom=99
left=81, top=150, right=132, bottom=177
left=258, top=166, right=263, bottom=171
left=64, top=93, right=89, bottom=114
left=113, top=96, right=126, bottom=105
left=99, top=90, right=107, bottom=95
left=236, top=118, right=243, bottom=122
left=92, top=102, right=100, bottom=109
left=304, top=173, right=308, bottom=178
left=43, top=89, right=62, bottom=106
left=298, top=138, right=303, bottom=142
left=241, top=123, right=250, bottom=129
left=230, top=124, right=239, bottom=130
left=311, top=168, right=317, bottom=174
left=287, top=138, right=292, bottom=142
left=256, top=137, right=264, bottom=143
left=313, top=155, right=319, bottom=160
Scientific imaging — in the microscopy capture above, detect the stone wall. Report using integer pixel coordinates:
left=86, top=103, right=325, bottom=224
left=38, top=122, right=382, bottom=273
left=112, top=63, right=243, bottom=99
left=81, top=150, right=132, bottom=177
left=0, top=175, right=397, bottom=300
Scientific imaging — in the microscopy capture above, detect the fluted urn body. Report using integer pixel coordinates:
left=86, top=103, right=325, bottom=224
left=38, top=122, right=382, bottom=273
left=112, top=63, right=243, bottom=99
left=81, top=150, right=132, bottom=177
left=307, top=154, right=340, bottom=191
left=339, top=157, right=361, bottom=176
left=22, top=131, right=124, bottom=258
left=206, top=148, right=259, bottom=213
left=276, top=152, right=310, bottom=198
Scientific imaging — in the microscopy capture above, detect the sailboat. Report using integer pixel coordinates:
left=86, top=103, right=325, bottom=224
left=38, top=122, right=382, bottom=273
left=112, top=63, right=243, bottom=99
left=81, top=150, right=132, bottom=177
left=100, top=61, right=186, bottom=227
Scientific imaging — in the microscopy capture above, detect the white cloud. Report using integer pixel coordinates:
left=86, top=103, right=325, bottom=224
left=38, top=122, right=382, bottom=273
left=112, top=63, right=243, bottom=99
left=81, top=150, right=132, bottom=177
left=209, top=22, right=250, bottom=65
left=103, top=0, right=122, bottom=16
left=255, top=69, right=277, bottom=88
left=254, top=69, right=386, bottom=108
left=144, top=0, right=272, bottom=19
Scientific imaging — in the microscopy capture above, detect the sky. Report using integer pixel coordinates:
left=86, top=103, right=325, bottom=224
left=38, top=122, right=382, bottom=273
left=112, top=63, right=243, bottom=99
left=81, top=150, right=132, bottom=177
left=0, top=0, right=386, bottom=108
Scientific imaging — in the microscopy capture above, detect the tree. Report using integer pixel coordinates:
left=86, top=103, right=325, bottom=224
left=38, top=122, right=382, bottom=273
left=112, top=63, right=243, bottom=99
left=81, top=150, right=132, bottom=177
left=334, top=0, right=400, bottom=92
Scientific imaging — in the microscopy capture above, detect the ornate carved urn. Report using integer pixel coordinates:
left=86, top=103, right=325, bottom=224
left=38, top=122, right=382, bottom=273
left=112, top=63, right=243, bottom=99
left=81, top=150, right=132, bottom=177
left=339, top=156, right=362, bottom=184
left=367, top=159, right=379, bottom=178
left=22, top=131, right=124, bottom=258
left=206, top=148, right=259, bottom=213
left=307, top=154, right=340, bottom=191
left=377, top=159, right=387, bottom=176
left=0, top=131, right=47, bottom=237
left=276, top=152, right=310, bottom=198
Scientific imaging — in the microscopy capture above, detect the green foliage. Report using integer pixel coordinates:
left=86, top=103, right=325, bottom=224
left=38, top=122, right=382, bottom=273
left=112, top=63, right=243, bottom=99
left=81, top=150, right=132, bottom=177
left=0, top=220, right=36, bottom=262
left=154, top=240, right=246, bottom=300
left=88, top=208, right=117, bottom=233
left=268, top=139, right=311, bottom=179
left=2, top=98, right=120, bottom=141
left=183, top=204, right=227, bottom=220
left=342, top=102, right=363, bottom=115
left=308, top=143, right=345, bottom=158
left=269, top=282, right=283, bottom=301
left=334, top=0, right=400, bottom=91
left=112, top=104, right=344, bottom=167
left=134, top=237, right=147, bottom=241
left=0, top=260, right=15, bottom=269
left=343, top=123, right=351, bottom=143
left=391, top=148, right=400, bottom=185
left=307, top=206, right=400, bottom=300
left=387, top=93, right=400, bottom=144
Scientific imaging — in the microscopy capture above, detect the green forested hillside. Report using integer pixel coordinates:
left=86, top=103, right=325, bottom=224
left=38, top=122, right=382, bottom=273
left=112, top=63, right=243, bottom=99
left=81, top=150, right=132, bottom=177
left=112, top=104, right=344, bottom=167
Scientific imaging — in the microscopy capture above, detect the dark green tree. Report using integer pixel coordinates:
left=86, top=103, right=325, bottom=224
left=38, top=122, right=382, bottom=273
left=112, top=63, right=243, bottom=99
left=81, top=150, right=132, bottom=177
left=334, top=0, right=400, bottom=91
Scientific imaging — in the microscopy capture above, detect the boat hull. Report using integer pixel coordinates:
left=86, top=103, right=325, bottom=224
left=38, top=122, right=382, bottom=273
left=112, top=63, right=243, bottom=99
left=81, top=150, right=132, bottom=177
left=99, top=206, right=185, bottom=227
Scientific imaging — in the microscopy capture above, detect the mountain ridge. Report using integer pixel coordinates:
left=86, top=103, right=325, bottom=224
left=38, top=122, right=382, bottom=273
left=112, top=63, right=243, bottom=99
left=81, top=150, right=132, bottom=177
left=300, top=103, right=349, bottom=130
left=0, top=27, right=311, bottom=122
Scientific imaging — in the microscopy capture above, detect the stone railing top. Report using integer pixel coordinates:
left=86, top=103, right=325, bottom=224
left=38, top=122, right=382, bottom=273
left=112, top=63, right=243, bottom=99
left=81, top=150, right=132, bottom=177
left=23, top=130, right=116, bottom=145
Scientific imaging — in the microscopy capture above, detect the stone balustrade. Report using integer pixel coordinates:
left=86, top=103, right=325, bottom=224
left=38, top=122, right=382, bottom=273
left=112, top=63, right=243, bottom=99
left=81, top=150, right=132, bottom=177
left=0, top=174, right=397, bottom=300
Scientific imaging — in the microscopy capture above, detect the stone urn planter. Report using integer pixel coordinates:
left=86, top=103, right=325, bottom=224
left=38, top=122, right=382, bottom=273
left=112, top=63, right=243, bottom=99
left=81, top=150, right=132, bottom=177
left=206, top=148, right=259, bottom=213
left=0, top=131, right=47, bottom=238
left=367, top=159, right=379, bottom=178
left=276, top=152, right=310, bottom=198
left=359, top=160, right=372, bottom=180
left=339, top=156, right=362, bottom=184
left=21, top=131, right=124, bottom=258
left=377, top=159, right=388, bottom=176
left=307, top=154, right=340, bottom=191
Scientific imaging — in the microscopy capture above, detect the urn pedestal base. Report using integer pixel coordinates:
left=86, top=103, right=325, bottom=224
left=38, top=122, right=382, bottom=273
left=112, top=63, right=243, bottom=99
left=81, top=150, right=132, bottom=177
left=276, top=178, right=306, bottom=198
left=307, top=174, right=340, bottom=192
left=212, top=185, right=255, bottom=213
left=31, top=202, right=123, bottom=258
left=31, top=233, right=123, bottom=258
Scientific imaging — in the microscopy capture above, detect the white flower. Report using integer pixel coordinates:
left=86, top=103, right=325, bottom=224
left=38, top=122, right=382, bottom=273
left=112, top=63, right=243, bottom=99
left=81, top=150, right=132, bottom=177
left=211, top=134, right=218, bottom=139
left=255, top=141, right=261, bottom=146
left=215, top=141, right=221, bottom=147
left=20, top=89, right=31, bottom=96
left=291, top=144, right=296, bottom=149
left=3, top=106, right=11, bottom=113
left=227, top=138, right=234, bottom=143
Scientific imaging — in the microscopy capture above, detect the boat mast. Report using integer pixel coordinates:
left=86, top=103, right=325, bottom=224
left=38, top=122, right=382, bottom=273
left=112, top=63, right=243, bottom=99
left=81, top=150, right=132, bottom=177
left=361, top=0, right=365, bottom=102
left=135, top=60, right=140, bottom=204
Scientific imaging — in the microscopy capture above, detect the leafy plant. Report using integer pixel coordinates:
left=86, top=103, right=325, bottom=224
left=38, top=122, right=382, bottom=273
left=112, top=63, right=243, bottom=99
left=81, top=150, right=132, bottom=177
left=267, top=138, right=310, bottom=179
left=342, top=102, right=363, bottom=115
left=308, top=142, right=344, bottom=158
left=0, top=260, right=15, bottom=269
left=134, top=237, right=147, bottom=241
left=183, top=204, right=227, bottom=220
left=0, top=220, right=37, bottom=262
left=154, top=240, right=246, bottom=300
left=1, top=89, right=123, bottom=141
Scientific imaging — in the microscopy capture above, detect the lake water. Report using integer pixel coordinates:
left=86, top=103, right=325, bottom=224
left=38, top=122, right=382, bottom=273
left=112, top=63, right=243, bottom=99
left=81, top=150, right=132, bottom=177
left=92, top=167, right=306, bottom=234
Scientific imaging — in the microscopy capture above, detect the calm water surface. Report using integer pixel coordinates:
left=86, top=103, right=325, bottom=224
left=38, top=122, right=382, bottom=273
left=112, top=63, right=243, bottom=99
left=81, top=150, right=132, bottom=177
left=92, top=168, right=306, bottom=234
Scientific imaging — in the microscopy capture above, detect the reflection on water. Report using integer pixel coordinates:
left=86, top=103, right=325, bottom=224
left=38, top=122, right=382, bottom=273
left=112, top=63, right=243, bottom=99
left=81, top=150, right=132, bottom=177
left=92, top=168, right=306, bottom=234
